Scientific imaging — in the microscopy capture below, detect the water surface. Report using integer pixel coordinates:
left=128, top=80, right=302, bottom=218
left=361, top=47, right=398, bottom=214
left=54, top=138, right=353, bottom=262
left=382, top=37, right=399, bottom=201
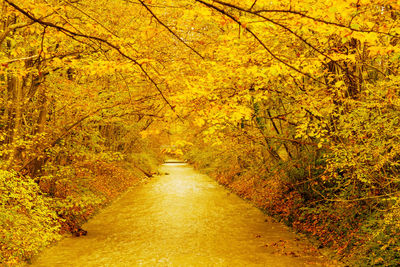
left=31, top=162, right=333, bottom=266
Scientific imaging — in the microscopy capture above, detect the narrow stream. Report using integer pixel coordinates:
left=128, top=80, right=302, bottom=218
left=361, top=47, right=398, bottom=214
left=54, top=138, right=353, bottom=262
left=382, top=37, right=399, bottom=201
left=31, top=162, right=333, bottom=266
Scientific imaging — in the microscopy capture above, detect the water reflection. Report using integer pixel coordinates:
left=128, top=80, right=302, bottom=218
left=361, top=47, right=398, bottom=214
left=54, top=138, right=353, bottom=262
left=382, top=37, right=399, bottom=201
left=162, top=159, right=188, bottom=166
left=31, top=163, right=334, bottom=266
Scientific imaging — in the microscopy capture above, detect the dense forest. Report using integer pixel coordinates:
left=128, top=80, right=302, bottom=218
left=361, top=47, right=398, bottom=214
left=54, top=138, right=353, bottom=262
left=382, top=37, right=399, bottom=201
left=1, top=0, right=399, bottom=265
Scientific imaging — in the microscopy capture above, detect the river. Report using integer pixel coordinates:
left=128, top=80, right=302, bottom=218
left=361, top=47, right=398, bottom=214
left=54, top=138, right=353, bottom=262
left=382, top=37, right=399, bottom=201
left=30, top=161, right=334, bottom=266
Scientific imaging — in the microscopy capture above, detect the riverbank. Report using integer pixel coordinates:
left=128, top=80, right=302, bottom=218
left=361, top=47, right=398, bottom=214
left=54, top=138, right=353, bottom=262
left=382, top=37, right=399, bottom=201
left=30, top=162, right=335, bottom=266
left=184, top=154, right=361, bottom=266
left=1, top=155, right=160, bottom=266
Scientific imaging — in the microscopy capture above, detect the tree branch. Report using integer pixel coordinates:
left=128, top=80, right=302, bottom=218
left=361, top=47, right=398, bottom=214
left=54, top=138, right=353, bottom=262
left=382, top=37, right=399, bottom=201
left=215, top=1, right=358, bottom=73
left=19, top=102, right=125, bottom=172
left=195, top=0, right=326, bottom=86
left=4, top=0, right=179, bottom=117
left=138, top=0, right=204, bottom=59
left=252, top=7, right=395, bottom=37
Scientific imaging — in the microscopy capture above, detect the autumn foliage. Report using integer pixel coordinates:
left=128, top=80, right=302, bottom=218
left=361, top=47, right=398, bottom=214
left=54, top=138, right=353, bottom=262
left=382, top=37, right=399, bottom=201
left=1, top=0, right=400, bottom=265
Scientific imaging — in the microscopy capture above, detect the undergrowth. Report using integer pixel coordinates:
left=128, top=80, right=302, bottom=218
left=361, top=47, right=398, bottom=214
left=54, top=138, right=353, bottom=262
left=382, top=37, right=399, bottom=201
left=186, top=146, right=400, bottom=266
left=0, top=151, right=160, bottom=265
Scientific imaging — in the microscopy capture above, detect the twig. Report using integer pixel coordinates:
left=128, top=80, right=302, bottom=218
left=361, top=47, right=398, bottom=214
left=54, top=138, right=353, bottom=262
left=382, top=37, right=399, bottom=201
left=195, top=0, right=326, bottom=86
left=138, top=0, right=204, bottom=59
left=4, top=0, right=179, bottom=117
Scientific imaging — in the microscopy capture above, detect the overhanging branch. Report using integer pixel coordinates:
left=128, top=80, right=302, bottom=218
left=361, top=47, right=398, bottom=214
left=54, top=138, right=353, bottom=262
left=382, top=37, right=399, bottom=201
left=4, top=0, right=179, bottom=117
left=138, top=0, right=204, bottom=59
left=194, top=0, right=326, bottom=86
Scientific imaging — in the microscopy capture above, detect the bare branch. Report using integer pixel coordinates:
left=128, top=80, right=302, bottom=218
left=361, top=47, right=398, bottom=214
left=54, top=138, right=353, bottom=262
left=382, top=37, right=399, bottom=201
left=0, top=54, right=39, bottom=64
left=138, top=0, right=204, bottom=59
left=252, top=7, right=395, bottom=37
left=249, top=0, right=257, bottom=11
left=195, top=0, right=326, bottom=86
left=210, top=0, right=361, bottom=80
left=65, top=0, right=118, bottom=37
left=4, top=0, right=179, bottom=117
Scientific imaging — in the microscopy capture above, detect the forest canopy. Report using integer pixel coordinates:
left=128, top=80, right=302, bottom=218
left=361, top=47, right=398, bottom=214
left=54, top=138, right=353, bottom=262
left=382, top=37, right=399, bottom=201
left=1, top=0, right=399, bottom=265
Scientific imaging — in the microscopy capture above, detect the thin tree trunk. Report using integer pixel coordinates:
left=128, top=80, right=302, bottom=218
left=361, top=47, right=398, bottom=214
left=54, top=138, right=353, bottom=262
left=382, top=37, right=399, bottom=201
left=6, top=74, right=23, bottom=165
left=35, top=86, right=47, bottom=134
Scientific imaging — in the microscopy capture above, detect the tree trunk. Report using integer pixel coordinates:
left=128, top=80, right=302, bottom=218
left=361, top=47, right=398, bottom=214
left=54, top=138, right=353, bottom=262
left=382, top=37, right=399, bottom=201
left=6, top=74, right=23, bottom=164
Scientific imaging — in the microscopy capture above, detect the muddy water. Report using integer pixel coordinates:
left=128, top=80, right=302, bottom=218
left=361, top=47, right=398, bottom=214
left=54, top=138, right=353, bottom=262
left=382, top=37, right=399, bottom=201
left=31, top=162, right=333, bottom=266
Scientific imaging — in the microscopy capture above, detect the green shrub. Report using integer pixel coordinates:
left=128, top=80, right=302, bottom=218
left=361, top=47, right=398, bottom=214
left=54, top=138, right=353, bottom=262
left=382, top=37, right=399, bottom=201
left=359, top=203, right=400, bottom=266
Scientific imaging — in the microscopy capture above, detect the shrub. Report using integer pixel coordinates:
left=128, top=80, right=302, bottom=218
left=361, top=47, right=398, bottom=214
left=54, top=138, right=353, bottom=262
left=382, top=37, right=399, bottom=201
left=0, top=170, right=60, bottom=265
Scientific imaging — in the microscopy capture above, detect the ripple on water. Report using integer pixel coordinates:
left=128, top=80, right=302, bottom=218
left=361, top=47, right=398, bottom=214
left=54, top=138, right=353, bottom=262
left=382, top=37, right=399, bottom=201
left=31, top=163, right=336, bottom=267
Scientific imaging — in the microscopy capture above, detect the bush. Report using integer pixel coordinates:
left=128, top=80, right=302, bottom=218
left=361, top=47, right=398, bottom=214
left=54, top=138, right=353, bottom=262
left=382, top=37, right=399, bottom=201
left=0, top=170, right=60, bottom=265
left=359, top=203, right=400, bottom=266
